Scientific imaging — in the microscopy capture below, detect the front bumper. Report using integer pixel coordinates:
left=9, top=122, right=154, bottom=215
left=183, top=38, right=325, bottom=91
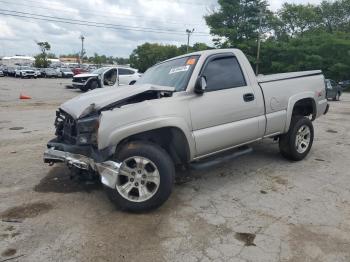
left=43, top=145, right=121, bottom=189
left=72, top=82, right=86, bottom=88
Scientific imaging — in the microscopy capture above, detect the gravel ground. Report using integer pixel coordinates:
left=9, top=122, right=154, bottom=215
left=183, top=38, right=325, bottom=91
left=0, top=77, right=350, bottom=262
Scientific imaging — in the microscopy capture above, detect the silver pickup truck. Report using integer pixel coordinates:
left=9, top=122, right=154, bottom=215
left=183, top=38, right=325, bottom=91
left=44, top=49, right=329, bottom=212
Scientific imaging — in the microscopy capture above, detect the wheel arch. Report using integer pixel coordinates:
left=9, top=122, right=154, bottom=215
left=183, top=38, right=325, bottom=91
left=285, top=92, right=316, bottom=132
left=114, top=126, right=192, bottom=166
left=99, top=117, right=196, bottom=164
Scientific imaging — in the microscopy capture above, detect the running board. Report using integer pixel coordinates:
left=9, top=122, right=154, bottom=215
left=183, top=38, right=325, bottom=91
left=190, top=146, right=253, bottom=170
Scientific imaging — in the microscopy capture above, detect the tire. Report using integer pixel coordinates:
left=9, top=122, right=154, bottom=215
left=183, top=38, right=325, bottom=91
left=279, top=116, right=314, bottom=161
left=105, top=141, right=175, bottom=212
left=129, top=80, right=136, bottom=85
left=89, top=80, right=99, bottom=90
left=79, top=85, right=89, bottom=92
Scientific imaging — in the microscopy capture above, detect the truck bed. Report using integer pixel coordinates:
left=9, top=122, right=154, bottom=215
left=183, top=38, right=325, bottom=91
left=256, top=70, right=327, bottom=136
left=257, top=70, right=322, bottom=83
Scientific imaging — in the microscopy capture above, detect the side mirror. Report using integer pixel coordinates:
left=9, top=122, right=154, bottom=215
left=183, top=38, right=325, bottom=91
left=194, top=76, right=207, bottom=95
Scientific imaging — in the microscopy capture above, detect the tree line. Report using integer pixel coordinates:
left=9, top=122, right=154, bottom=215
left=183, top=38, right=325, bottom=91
left=130, top=0, right=350, bottom=81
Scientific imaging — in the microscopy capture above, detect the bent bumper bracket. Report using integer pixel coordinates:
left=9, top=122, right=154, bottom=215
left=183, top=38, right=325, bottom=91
left=43, top=147, right=121, bottom=189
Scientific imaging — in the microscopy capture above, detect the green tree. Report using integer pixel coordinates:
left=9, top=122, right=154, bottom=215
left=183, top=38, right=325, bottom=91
left=317, top=0, right=350, bottom=33
left=34, top=41, right=51, bottom=68
left=129, top=43, right=180, bottom=72
left=203, top=0, right=350, bottom=81
left=114, top=57, right=130, bottom=65
left=204, top=0, right=270, bottom=47
left=278, top=3, right=320, bottom=36
left=257, top=32, right=350, bottom=81
left=129, top=42, right=212, bottom=72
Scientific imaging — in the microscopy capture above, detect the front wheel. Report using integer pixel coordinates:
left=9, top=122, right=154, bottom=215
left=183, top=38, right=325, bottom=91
left=105, top=141, right=175, bottom=212
left=79, top=85, right=89, bottom=92
left=89, top=80, right=99, bottom=90
left=279, top=116, right=314, bottom=161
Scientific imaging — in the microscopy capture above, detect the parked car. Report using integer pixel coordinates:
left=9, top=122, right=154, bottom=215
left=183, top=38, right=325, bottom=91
left=44, top=68, right=59, bottom=78
left=57, top=68, right=73, bottom=78
left=0, top=70, right=4, bottom=77
left=0, top=65, right=5, bottom=75
left=325, top=79, right=342, bottom=101
left=44, top=48, right=329, bottom=212
left=15, top=66, right=37, bottom=78
left=72, top=66, right=140, bottom=92
left=7, top=66, right=16, bottom=77
left=33, top=68, right=42, bottom=78
left=73, top=67, right=88, bottom=76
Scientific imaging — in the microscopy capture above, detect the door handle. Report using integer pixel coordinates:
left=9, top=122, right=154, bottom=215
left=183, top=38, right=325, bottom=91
left=243, top=93, right=255, bottom=102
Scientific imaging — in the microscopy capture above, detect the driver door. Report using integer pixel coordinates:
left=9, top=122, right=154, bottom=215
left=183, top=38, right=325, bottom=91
left=102, top=68, right=118, bottom=87
left=190, top=54, right=264, bottom=157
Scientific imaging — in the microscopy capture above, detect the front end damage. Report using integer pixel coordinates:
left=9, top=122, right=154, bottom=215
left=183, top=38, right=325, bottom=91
left=43, top=146, right=121, bottom=188
left=43, top=108, right=122, bottom=189
left=43, top=84, right=176, bottom=189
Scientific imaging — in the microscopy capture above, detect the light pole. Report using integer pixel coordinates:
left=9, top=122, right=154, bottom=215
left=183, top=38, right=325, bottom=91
left=256, top=10, right=263, bottom=75
left=80, top=35, right=85, bottom=64
left=186, top=29, right=195, bottom=53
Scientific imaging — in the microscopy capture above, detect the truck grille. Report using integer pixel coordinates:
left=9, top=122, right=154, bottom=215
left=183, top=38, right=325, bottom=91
left=73, top=77, right=89, bottom=83
left=54, top=110, right=77, bottom=144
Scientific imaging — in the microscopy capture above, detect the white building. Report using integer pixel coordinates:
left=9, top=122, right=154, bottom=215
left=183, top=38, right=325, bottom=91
left=1, top=55, right=35, bottom=66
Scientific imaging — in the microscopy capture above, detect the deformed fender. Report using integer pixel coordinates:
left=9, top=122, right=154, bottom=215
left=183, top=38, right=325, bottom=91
left=284, top=91, right=316, bottom=132
left=98, top=116, right=196, bottom=160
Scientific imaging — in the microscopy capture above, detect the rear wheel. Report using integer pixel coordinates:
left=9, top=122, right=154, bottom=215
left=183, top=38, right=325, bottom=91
left=105, top=141, right=175, bottom=212
left=279, top=116, right=314, bottom=161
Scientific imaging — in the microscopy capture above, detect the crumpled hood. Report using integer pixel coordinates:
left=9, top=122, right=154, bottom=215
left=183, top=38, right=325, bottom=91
left=60, top=84, right=175, bottom=119
left=74, top=73, right=98, bottom=78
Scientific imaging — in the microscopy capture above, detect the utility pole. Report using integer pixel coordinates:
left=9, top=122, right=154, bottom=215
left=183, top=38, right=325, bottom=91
left=80, top=35, right=85, bottom=65
left=186, top=29, right=194, bottom=53
left=255, top=10, right=263, bottom=75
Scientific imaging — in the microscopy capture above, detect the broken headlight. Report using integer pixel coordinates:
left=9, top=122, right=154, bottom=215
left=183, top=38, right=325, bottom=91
left=76, top=115, right=99, bottom=145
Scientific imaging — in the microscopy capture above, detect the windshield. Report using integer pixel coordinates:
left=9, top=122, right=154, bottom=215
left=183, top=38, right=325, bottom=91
left=136, top=56, right=199, bottom=91
left=92, top=67, right=109, bottom=74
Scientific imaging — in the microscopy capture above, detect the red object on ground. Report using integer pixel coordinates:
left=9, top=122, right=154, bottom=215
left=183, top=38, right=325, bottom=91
left=20, top=93, right=31, bottom=99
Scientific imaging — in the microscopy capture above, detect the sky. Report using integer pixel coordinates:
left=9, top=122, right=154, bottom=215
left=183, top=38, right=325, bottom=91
left=0, top=0, right=323, bottom=58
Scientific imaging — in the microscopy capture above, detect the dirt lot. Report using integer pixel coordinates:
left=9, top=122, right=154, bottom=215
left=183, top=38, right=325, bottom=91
left=0, top=77, right=350, bottom=262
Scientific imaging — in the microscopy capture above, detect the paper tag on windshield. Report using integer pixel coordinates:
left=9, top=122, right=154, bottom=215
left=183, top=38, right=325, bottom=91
left=169, top=65, right=190, bottom=74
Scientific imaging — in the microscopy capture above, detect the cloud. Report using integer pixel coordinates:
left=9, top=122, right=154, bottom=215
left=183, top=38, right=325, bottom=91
left=0, top=0, right=321, bottom=57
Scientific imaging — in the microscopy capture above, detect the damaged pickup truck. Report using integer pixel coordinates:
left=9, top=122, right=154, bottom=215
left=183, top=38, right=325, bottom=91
left=44, top=49, right=329, bottom=212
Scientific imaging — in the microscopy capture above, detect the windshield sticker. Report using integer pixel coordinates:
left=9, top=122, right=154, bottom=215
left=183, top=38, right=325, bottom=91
left=169, top=65, right=190, bottom=74
left=186, top=58, right=196, bottom=65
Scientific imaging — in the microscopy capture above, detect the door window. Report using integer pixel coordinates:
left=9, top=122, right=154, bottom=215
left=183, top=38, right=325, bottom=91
left=118, top=68, right=135, bottom=75
left=202, top=56, right=246, bottom=92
